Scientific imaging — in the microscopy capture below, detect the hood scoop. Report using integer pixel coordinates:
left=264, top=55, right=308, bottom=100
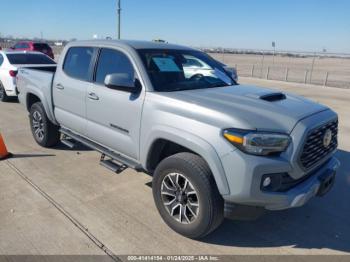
left=259, top=92, right=286, bottom=102
left=245, top=91, right=286, bottom=102
left=247, top=91, right=287, bottom=102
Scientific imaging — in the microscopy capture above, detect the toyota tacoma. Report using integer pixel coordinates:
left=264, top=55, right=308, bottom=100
left=17, top=40, right=339, bottom=238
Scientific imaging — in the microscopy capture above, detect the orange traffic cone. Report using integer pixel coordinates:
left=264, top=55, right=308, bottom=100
left=0, top=133, right=12, bottom=160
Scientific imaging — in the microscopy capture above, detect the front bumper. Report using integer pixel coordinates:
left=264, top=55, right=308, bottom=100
left=221, top=151, right=340, bottom=210
left=264, top=157, right=339, bottom=210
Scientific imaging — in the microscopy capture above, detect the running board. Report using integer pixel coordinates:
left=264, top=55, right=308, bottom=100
left=100, top=154, right=127, bottom=174
left=61, top=138, right=75, bottom=149
left=59, top=128, right=142, bottom=172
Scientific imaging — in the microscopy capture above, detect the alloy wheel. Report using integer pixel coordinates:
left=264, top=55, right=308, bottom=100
left=32, top=111, right=45, bottom=141
left=161, top=173, right=200, bottom=224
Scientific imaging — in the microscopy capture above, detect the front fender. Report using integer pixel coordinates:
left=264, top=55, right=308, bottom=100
left=141, top=125, right=230, bottom=195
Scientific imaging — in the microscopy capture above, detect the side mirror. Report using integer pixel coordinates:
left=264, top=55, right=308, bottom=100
left=223, top=66, right=238, bottom=82
left=104, top=73, right=141, bottom=93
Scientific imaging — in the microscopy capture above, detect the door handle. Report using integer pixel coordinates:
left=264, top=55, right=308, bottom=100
left=56, top=84, right=64, bottom=90
left=88, top=92, right=99, bottom=100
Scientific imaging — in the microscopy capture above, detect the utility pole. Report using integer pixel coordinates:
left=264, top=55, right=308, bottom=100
left=117, top=0, right=121, bottom=39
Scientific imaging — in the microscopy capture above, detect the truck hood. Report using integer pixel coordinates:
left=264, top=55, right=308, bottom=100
left=157, top=85, right=328, bottom=133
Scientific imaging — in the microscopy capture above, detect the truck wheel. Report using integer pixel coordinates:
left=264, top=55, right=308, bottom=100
left=0, top=82, right=9, bottom=102
left=29, top=102, right=60, bottom=148
left=152, top=152, right=224, bottom=239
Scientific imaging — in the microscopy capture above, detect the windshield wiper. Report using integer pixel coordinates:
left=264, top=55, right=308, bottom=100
left=208, top=83, right=231, bottom=88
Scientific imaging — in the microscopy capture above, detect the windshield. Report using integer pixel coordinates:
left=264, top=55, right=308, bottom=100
left=138, top=49, right=236, bottom=92
left=7, top=53, right=56, bottom=65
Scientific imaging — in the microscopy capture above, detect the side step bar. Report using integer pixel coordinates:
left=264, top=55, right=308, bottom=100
left=59, top=128, right=142, bottom=173
left=61, top=137, right=75, bottom=149
left=100, top=154, right=127, bottom=174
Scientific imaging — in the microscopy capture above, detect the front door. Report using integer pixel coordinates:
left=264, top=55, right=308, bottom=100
left=86, top=48, right=145, bottom=160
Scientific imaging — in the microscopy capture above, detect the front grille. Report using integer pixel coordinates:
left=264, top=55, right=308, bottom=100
left=300, top=119, right=338, bottom=169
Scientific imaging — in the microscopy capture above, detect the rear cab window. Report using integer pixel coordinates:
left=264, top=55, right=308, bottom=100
left=6, top=54, right=56, bottom=65
left=63, top=47, right=94, bottom=81
left=0, top=54, right=4, bottom=66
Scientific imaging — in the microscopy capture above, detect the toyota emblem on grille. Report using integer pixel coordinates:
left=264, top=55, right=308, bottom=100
left=323, top=129, right=332, bottom=148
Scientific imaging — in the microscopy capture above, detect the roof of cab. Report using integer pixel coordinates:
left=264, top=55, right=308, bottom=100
left=67, top=39, right=195, bottom=51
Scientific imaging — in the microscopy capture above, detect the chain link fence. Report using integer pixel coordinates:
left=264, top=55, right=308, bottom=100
left=208, top=51, right=350, bottom=89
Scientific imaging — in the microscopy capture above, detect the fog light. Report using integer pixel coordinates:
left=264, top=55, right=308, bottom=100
left=263, top=177, right=272, bottom=188
left=261, top=173, right=285, bottom=192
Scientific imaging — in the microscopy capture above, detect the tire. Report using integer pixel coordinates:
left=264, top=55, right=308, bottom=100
left=29, top=102, right=60, bottom=147
left=152, top=152, right=224, bottom=239
left=0, top=82, right=9, bottom=102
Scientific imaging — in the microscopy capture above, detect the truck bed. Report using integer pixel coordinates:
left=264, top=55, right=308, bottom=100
left=17, top=65, right=57, bottom=124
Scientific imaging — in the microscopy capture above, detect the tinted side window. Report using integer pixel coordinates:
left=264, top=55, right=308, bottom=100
left=7, top=54, right=56, bottom=65
left=23, top=43, right=30, bottom=49
left=14, top=43, right=22, bottom=49
left=95, top=48, right=135, bottom=85
left=0, top=55, right=4, bottom=66
left=63, top=47, right=94, bottom=81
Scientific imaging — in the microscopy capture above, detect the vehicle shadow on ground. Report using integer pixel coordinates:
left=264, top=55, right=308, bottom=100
left=3, top=98, right=19, bottom=103
left=11, top=153, right=55, bottom=159
left=202, top=149, right=350, bottom=253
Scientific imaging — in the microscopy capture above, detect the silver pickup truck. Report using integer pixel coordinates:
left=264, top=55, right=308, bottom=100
left=17, top=40, right=339, bottom=239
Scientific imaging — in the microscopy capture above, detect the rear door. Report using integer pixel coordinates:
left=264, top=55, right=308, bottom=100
left=86, top=48, right=145, bottom=160
left=53, top=46, right=96, bottom=135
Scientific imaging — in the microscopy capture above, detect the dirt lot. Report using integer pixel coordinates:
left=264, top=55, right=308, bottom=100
left=0, top=78, right=349, bottom=258
left=211, top=53, right=350, bottom=88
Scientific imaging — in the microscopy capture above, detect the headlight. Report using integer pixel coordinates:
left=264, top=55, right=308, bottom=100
left=223, top=129, right=291, bottom=156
